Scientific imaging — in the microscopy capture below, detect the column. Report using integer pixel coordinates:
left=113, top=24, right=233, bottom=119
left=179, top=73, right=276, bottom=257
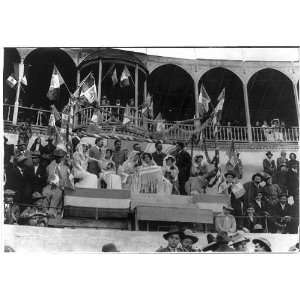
left=76, top=69, right=81, bottom=86
left=143, top=79, right=147, bottom=103
left=242, top=82, right=253, bottom=142
left=293, top=82, right=300, bottom=120
left=135, top=64, right=139, bottom=126
left=97, top=60, right=102, bottom=104
left=194, top=79, right=201, bottom=131
left=12, top=58, right=24, bottom=125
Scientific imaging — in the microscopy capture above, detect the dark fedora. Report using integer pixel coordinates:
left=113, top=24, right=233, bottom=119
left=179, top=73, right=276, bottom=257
left=252, top=237, right=272, bottom=252
left=266, top=151, right=273, bottom=156
left=182, top=229, right=198, bottom=244
left=163, top=226, right=184, bottom=240
left=224, top=170, right=237, bottom=178
left=252, top=173, right=263, bottom=181
left=53, top=149, right=66, bottom=158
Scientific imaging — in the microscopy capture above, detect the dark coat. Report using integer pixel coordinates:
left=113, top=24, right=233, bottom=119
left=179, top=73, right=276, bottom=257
left=287, top=159, right=299, bottom=197
left=175, top=150, right=192, bottom=195
left=29, top=164, right=48, bottom=193
left=40, top=143, right=56, bottom=165
left=152, top=151, right=167, bottom=167
left=87, top=146, right=102, bottom=176
left=243, top=181, right=261, bottom=208
left=263, top=159, right=276, bottom=176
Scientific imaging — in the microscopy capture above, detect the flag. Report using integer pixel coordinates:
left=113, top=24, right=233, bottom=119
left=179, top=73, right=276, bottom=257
left=13, top=63, right=28, bottom=86
left=212, top=88, right=225, bottom=136
left=123, top=104, right=131, bottom=125
left=120, top=66, right=130, bottom=87
left=47, top=65, right=64, bottom=101
left=111, top=68, right=118, bottom=86
left=77, top=73, right=98, bottom=104
left=227, top=140, right=238, bottom=167
left=50, top=104, right=61, bottom=124
left=155, top=112, right=164, bottom=132
left=198, top=84, right=211, bottom=118
left=6, top=75, right=17, bottom=88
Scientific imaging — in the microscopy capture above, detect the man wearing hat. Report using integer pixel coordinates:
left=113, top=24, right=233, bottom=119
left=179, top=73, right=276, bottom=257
left=215, top=205, right=237, bottom=234
left=40, top=136, right=56, bottom=166
left=214, top=231, right=235, bottom=252
left=263, top=151, right=276, bottom=178
left=243, top=173, right=264, bottom=209
left=152, top=141, right=167, bottom=167
left=30, top=151, right=48, bottom=193
left=181, top=229, right=199, bottom=252
left=262, top=174, right=281, bottom=206
left=156, top=226, right=184, bottom=252
left=229, top=233, right=250, bottom=252
left=252, top=237, right=272, bottom=252
left=87, top=137, right=104, bottom=176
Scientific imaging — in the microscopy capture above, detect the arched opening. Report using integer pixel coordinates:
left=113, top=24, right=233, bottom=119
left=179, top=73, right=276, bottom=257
left=198, top=67, right=245, bottom=126
left=247, top=68, right=298, bottom=126
left=148, top=64, right=195, bottom=121
left=24, top=48, right=77, bottom=111
left=3, top=48, right=21, bottom=105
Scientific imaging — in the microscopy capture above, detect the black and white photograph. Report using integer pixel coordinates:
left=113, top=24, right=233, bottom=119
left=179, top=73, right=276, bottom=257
left=2, top=46, right=299, bottom=253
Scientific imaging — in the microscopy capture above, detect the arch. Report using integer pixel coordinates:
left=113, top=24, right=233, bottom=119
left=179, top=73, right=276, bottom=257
left=198, top=67, right=245, bottom=125
left=3, top=48, right=21, bottom=105
left=24, top=48, right=77, bottom=111
left=247, top=68, right=298, bottom=126
left=148, top=64, right=195, bottom=121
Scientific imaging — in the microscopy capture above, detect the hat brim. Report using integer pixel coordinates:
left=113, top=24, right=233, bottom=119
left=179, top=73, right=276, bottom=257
left=224, top=172, right=237, bottom=178
left=252, top=173, right=263, bottom=181
left=163, top=231, right=183, bottom=240
left=252, top=239, right=271, bottom=252
left=230, top=237, right=250, bottom=246
left=182, top=235, right=198, bottom=244
left=223, top=206, right=234, bottom=212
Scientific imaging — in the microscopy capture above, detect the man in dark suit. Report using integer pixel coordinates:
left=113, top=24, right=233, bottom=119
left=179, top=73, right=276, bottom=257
left=175, top=142, right=191, bottom=195
left=40, top=137, right=56, bottom=166
left=30, top=151, right=48, bottom=193
left=152, top=141, right=166, bottom=167
left=87, top=137, right=104, bottom=176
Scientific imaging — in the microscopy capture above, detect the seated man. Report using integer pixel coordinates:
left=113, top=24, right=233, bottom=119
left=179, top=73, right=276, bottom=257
left=156, top=226, right=184, bottom=252
left=215, top=205, right=237, bottom=234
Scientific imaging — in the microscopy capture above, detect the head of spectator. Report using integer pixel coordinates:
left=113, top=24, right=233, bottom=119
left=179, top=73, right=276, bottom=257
left=224, top=171, right=237, bottom=184
left=163, top=226, right=183, bottom=250
left=206, top=233, right=216, bottom=244
left=133, top=143, right=142, bottom=152
left=255, top=121, right=261, bottom=127
left=279, top=193, right=288, bottom=205
left=280, top=150, right=287, bottom=158
left=222, top=204, right=234, bottom=216
left=17, top=142, right=26, bottom=152
left=165, top=156, right=176, bottom=167
left=263, top=120, right=268, bottom=126
left=102, top=243, right=119, bottom=252
left=289, top=152, right=297, bottom=160
left=31, top=151, right=41, bottom=166
left=229, top=233, right=250, bottom=252
left=182, top=229, right=198, bottom=252
left=216, top=231, right=231, bottom=245
left=175, top=142, right=185, bottom=152
left=227, top=121, right=231, bottom=126
left=266, top=151, right=273, bottom=160
left=53, top=149, right=66, bottom=164
left=252, top=237, right=272, bottom=252
left=34, top=136, right=41, bottom=145
left=105, top=149, right=113, bottom=160
left=195, top=155, right=204, bottom=165
left=255, top=190, right=264, bottom=202
left=114, top=139, right=122, bottom=151
left=264, top=174, right=273, bottom=185
left=46, top=137, right=54, bottom=145
left=101, top=96, right=107, bottom=106
left=252, top=173, right=263, bottom=184
left=142, top=152, right=153, bottom=165
left=95, top=137, right=104, bottom=148
left=155, top=141, right=163, bottom=153
left=246, top=206, right=255, bottom=216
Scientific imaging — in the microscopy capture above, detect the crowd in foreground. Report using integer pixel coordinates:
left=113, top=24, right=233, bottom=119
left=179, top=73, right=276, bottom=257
left=3, top=130, right=299, bottom=233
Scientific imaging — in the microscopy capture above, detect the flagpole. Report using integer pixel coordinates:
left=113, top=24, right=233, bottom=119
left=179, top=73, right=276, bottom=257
left=12, top=58, right=24, bottom=125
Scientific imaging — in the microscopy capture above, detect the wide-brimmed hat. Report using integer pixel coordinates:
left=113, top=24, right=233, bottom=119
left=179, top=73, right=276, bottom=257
left=32, top=192, right=46, bottom=200
left=53, top=148, right=66, bottom=157
left=224, top=171, right=237, bottom=178
left=252, top=237, right=272, bottom=252
left=163, top=226, right=184, bottom=240
left=229, top=233, right=250, bottom=246
left=182, top=229, right=198, bottom=244
left=223, top=205, right=234, bottom=212
left=252, top=173, right=264, bottom=181
left=165, top=155, right=175, bottom=163
left=266, top=151, right=273, bottom=156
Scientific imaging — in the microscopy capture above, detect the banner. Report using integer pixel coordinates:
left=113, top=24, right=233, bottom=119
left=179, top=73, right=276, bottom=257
left=47, top=65, right=64, bottom=101
left=120, top=66, right=131, bottom=87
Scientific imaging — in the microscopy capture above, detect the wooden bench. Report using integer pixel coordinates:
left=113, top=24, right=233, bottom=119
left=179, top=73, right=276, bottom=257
left=135, top=206, right=214, bottom=231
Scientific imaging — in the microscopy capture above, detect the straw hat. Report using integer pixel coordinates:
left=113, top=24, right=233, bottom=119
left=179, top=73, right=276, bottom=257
left=182, top=229, right=198, bottom=244
left=252, top=237, right=272, bottom=252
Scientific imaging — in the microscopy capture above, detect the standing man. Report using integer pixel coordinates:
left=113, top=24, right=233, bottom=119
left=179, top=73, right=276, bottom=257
left=112, top=140, right=127, bottom=171
left=88, top=137, right=104, bottom=176
left=152, top=141, right=167, bottom=167
left=263, top=151, right=276, bottom=178
left=175, top=142, right=192, bottom=195
left=262, top=174, right=281, bottom=206
left=30, top=151, right=48, bottom=193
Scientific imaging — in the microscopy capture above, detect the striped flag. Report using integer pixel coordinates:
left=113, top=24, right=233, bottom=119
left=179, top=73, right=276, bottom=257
left=47, top=65, right=65, bottom=101
left=198, top=84, right=211, bottom=118
left=74, top=73, right=98, bottom=104
left=120, top=66, right=131, bottom=87
left=6, top=75, right=18, bottom=88
left=212, top=88, right=225, bottom=136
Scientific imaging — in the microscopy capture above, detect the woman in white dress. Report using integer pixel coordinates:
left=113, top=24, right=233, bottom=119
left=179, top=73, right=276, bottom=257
left=73, top=143, right=98, bottom=188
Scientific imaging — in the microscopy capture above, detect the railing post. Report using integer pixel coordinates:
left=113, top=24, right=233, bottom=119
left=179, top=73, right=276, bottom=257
left=135, top=64, right=139, bottom=126
left=12, top=58, right=24, bottom=125
left=242, top=82, right=253, bottom=142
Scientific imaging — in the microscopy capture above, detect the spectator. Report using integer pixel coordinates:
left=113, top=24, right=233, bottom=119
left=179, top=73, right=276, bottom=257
left=229, top=233, right=250, bottom=252
left=112, top=140, right=128, bottom=171
left=272, top=193, right=297, bottom=234
left=252, top=237, right=272, bottom=252
left=152, top=141, right=166, bottom=167
left=16, top=142, right=33, bottom=167
left=263, top=151, right=276, bottom=178
left=30, top=136, right=42, bottom=152
left=276, top=163, right=289, bottom=194
left=242, top=207, right=265, bottom=233
left=102, top=243, right=120, bottom=252
left=214, top=231, right=235, bottom=252
left=181, top=229, right=199, bottom=252
left=243, top=173, right=264, bottom=208
left=17, top=121, right=32, bottom=147
left=276, top=150, right=288, bottom=171
left=87, top=137, right=104, bottom=176
left=262, top=174, right=281, bottom=207
left=133, top=143, right=142, bottom=152
left=287, top=153, right=299, bottom=200
left=4, top=136, right=14, bottom=169
left=156, top=226, right=184, bottom=252
left=215, top=205, right=237, bottom=234
left=191, top=155, right=208, bottom=176
left=30, top=151, right=47, bottom=193
left=40, top=137, right=56, bottom=166
left=262, top=120, right=274, bottom=142
left=251, top=190, right=271, bottom=230
left=175, top=142, right=192, bottom=195
left=162, top=156, right=179, bottom=194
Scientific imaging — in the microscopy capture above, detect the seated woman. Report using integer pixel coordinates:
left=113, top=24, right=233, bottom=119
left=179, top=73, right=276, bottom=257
left=73, top=143, right=98, bottom=188
left=162, top=155, right=179, bottom=194
left=99, top=149, right=122, bottom=189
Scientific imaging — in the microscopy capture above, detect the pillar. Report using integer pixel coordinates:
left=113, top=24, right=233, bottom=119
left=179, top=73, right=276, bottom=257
left=97, top=60, right=102, bottom=104
left=135, top=64, right=139, bottom=125
left=242, top=82, right=253, bottom=142
left=293, top=81, right=300, bottom=123
left=12, top=58, right=24, bottom=125
left=194, top=79, right=199, bottom=118
left=144, top=79, right=147, bottom=103
left=76, top=69, right=81, bottom=86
